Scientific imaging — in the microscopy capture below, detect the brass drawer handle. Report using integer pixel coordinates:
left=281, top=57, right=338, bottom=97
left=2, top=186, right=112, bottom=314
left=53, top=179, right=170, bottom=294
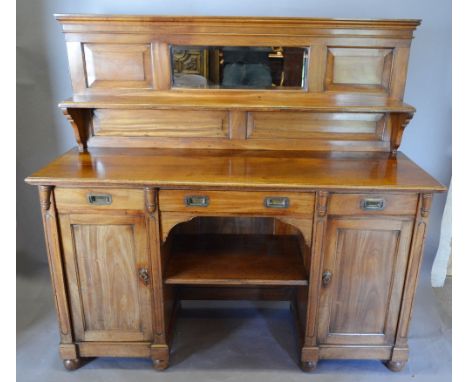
left=264, top=196, right=289, bottom=209
left=138, top=268, right=150, bottom=285
left=360, top=198, right=385, bottom=211
left=322, top=271, right=332, bottom=287
left=87, top=193, right=112, bottom=206
left=185, top=195, right=209, bottom=207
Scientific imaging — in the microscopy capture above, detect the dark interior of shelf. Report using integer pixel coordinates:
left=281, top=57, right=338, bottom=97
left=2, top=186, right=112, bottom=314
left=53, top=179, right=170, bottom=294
left=164, top=234, right=308, bottom=286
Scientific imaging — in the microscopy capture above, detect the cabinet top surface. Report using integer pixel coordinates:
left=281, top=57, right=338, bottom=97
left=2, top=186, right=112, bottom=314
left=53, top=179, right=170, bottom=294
left=26, top=148, right=444, bottom=192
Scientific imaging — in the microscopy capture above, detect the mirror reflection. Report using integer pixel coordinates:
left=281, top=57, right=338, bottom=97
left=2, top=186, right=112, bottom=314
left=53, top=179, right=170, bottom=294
left=171, top=46, right=308, bottom=89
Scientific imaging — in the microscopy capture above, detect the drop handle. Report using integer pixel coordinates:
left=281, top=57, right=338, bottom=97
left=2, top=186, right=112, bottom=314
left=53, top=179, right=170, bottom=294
left=138, top=268, right=150, bottom=285
left=322, top=271, right=332, bottom=287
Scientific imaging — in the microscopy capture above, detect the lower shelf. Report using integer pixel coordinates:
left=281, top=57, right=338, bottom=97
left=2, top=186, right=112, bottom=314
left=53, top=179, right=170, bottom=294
left=164, top=234, right=308, bottom=286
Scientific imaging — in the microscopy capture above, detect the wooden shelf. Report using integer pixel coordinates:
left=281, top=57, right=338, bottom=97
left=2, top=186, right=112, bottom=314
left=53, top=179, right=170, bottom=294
left=164, top=234, right=308, bottom=286
left=59, top=93, right=415, bottom=113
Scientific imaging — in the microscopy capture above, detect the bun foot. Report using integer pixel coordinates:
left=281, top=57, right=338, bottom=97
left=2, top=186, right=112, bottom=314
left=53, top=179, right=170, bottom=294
left=301, top=360, right=317, bottom=372
left=63, top=358, right=82, bottom=371
left=384, top=360, right=406, bottom=372
left=152, top=359, right=169, bottom=371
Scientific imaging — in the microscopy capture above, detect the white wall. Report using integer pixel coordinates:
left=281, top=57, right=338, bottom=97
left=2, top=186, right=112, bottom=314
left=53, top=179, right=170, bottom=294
left=17, top=0, right=451, bottom=272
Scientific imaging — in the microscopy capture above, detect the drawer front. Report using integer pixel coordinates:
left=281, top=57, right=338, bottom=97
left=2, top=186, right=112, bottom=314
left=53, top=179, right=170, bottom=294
left=159, top=190, right=315, bottom=216
left=54, top=188, right=144, bottom=211
left=328, top=193, right=418, bottom=216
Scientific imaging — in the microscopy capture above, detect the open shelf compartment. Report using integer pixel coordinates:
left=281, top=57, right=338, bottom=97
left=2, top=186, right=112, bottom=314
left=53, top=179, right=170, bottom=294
left=164, top=233, right=308, bottom=286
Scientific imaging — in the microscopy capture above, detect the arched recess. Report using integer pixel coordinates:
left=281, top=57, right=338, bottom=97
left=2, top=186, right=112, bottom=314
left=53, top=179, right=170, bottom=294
left=159, top=212, right=312, bottom=248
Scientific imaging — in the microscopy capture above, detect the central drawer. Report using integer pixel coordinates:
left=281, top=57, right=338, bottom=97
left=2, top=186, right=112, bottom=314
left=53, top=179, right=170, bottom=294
left=159, top=190, right=315, bottom=216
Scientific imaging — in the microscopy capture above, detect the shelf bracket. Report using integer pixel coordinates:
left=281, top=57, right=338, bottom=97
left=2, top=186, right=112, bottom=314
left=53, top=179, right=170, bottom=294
left=390, top=112, right=414, bottom=154
left=61, top=107, right=92, bottom=152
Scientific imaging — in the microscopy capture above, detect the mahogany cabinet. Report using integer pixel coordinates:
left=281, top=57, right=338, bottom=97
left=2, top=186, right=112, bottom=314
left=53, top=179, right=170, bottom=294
left=26, top=15, right=445, bottom=372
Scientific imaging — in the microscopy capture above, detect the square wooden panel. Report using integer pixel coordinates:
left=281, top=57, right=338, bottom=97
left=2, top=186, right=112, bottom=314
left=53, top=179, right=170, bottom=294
left=325, top=48, right=393, bottom=92
left=83, top=43, right=153, bottom=89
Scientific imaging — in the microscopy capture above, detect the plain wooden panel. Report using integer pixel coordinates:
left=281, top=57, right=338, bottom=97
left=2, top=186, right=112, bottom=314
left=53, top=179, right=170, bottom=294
left=66, top=42, right=87, bottom=94
left=328, top=193, right=418, bottom=216
left=78, top=342, right=151, bottom=357
left=389, top=47, right=410, bottom=100
left=92, top=109, right=229, bottom=138
left=60, top=214, right=153, bottom=342
left=318, top=218, right=413, bottom=346
left=159, top=190, right=315, bottom=216
left=72, top=221, right=151, bottom=341
left=83, top=43, right=153, bottom=89
left=325, top=48, right=393, bottom=91
left=177, top=285, right=295, bottom=300
left=319, top=345, right=393, bottom=359
left=54, top=187, right=144, bottom=211
left=152, top=42, right=171, bottom=90
left=307, top=45, right=327, bottom=92
left=330, top=229, right=398, bottom=334
left=247, top=112, right=385, bottom=140
left=172, top=216, right=275, bottom=235
left=229, top=110, right=247, bottom=139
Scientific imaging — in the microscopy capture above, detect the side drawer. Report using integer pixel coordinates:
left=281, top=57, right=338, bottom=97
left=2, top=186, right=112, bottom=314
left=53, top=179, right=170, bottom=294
left=159, top=190, right=315, bottom=216
left=54, top=188, right=144, bottom=211
left=328, top=193, right=418, bottom=216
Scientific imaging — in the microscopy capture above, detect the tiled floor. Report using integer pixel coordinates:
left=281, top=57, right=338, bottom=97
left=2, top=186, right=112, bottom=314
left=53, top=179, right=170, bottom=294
left=17, top=267, right=452, bottom=382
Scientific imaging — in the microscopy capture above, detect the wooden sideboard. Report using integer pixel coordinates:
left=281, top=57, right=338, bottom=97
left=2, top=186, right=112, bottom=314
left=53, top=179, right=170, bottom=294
left=26, top=15, right=445, bottom=372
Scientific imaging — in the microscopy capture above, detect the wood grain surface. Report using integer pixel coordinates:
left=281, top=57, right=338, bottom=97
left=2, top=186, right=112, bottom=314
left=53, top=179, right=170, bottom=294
left=26, top=148, right=445, bottom=192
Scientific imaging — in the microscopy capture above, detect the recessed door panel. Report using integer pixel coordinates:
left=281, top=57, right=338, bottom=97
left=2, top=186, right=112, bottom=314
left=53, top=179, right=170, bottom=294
left=61, top=214, right=153, bottom=342
left=83, top=43, right=153, bottom=89
left=318, top=217, right=413, bottom=345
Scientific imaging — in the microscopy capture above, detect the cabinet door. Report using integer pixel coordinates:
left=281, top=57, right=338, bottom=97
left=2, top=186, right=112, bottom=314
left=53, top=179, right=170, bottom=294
left=318, top=217, right=413, bottom=346
left=60, top=213, right=153, bottom=342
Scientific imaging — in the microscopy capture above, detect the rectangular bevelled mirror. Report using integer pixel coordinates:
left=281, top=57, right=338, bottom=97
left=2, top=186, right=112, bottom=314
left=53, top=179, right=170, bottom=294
left=171, top=46, right=308, bottom=89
